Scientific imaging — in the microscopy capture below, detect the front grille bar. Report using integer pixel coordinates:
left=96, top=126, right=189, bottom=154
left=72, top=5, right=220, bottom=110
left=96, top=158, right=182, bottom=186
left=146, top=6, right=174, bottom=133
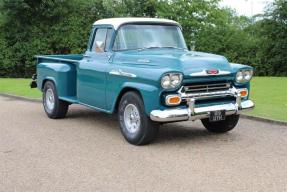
left=179, top=89, right=235, bottom=100
left=183, top=82, right=231, bottom=93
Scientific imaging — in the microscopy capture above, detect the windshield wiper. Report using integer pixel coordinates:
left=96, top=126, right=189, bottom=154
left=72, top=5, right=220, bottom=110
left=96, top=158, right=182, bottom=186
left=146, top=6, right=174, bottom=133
left=138, top=46, right=187, bottom=51
left=137, top=46, right=163, bottom=51
left=161, top=46, right=187, bottom=50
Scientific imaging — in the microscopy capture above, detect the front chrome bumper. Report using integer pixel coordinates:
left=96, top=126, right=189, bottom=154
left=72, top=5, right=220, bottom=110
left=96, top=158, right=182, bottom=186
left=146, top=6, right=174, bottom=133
left=150, top=87, right=255, bottom=123
left=150, top=100, right=254, bottom=122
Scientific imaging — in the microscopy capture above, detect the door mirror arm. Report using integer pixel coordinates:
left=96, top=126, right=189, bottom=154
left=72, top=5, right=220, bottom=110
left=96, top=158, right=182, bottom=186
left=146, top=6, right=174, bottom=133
left=105, top=52, right=115, bottom=62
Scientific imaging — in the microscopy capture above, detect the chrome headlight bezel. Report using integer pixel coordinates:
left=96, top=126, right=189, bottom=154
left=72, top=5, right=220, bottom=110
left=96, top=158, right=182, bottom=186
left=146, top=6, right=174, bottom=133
left=236, top=69, right=253, bottom=83
left=161, top=73, right=183, bottom=89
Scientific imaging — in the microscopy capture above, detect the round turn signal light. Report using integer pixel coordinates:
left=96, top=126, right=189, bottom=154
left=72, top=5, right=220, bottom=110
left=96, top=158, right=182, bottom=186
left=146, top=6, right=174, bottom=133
left=239, top=89, right=248, bottom=97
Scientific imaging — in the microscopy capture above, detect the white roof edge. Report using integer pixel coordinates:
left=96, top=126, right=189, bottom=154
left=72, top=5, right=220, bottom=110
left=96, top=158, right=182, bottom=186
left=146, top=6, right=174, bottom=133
left=93, top=17, right=181, bottom=30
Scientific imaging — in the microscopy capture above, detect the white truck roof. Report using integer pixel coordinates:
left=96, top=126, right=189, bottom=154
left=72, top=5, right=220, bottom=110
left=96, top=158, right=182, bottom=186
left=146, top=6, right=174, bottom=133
left=93, top=17, right=181, bottom=30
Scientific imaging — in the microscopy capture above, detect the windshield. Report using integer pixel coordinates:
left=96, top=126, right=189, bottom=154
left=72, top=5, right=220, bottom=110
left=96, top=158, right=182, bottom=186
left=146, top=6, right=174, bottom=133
left=113, top=24, right=187, bottom=51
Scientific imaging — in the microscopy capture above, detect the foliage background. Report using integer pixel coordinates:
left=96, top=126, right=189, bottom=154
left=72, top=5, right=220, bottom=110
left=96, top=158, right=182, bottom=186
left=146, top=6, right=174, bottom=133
left=0, top=0, right=286, bottom=77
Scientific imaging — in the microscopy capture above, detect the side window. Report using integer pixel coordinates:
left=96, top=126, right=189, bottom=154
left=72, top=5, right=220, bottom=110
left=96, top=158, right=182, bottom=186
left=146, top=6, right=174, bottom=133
left=91, top=28, right=113, bottom=53
left=92, top=28, right=107, bottom=53
left=87, top=28, right=95, bottom=51
left=113, top=29, right=122, bottom=50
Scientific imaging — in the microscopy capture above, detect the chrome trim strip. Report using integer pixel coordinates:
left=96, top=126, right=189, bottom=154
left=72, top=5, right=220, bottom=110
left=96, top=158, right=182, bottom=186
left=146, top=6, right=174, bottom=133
left=109, top=70, right=121, bottom=76
left=109, top=69, right=137, bottom=78
left=190, top=70, right=231, bottom=77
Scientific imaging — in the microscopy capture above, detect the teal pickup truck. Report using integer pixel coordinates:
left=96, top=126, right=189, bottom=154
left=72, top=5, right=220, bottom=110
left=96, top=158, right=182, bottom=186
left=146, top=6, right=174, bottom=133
left=31, top=18, right=254, bottom=145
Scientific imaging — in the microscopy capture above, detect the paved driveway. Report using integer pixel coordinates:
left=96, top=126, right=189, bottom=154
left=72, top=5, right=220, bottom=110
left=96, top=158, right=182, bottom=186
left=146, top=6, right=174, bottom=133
left=1, top=96, right=287, bottom=192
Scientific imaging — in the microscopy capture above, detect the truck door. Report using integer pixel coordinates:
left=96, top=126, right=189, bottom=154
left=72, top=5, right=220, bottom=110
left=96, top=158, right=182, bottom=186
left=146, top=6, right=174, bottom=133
left=77, top=27, right=113, bottom=110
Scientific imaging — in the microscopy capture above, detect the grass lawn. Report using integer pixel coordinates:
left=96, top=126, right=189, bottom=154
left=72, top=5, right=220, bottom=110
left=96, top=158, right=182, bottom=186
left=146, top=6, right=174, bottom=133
left=0, top=78, right=41, bottom=99
left=0, top=77, right=287, bottom=122
left=246, top=77, right=287, bottom=122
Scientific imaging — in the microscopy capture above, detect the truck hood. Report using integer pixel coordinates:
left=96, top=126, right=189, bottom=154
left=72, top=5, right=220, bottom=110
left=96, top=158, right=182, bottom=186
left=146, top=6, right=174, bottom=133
left=112, top=50, right=232, bottom=77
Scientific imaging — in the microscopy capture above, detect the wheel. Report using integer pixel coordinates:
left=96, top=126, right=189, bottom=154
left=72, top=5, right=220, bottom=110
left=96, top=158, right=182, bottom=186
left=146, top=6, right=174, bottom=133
left=118, top=91, right=159, bottom=145
left=43, top=81, right=69, bottom=119
left=201, top=114, right=240, bottom=133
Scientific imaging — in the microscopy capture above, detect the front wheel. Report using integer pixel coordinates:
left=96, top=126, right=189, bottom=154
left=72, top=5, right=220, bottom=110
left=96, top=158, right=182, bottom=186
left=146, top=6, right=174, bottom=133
left=201, top=114, right=240, bottom=133
left=118, top=91, right=159, bottom=145
left=43, top=81, right=69, bottom=119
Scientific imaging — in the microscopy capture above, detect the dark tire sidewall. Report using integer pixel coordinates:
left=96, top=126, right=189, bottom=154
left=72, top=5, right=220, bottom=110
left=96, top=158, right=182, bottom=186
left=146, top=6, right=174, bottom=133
left=118, top=92, right=147, bottom=144
left=43, top=81, right=59, bottom=118
left=202, top=114, right=240, bottom=133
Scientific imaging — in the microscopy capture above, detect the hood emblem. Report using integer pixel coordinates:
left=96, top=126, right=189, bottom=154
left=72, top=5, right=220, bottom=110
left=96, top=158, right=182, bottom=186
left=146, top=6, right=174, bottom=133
left=190, top=70, right=231, bottom=77
left=206, top=69, right=219, bottom=75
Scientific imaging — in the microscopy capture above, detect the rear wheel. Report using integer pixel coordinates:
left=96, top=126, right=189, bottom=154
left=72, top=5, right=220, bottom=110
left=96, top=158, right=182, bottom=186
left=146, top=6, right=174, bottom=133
left=43, top=81, right=69, bottom=119
left=201, top=114, right=240, bottom=133
left=118, top=91, right=159, bottom=145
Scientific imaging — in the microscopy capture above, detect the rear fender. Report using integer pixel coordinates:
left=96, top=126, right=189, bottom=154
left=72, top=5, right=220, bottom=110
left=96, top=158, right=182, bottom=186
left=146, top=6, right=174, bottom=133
left=37, top=63, right=76, bottom=97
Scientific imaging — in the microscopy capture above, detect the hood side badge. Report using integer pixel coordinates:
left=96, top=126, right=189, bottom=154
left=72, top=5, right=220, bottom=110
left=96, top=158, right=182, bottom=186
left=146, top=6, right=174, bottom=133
left=137, top=59, right=150, bottom=63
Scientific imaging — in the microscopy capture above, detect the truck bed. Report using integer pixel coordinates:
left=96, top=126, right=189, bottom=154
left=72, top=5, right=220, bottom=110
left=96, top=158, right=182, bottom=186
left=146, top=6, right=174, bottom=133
left=36, top=54, right=84, bottom=102
left=36, top=54, right=83, bottom=64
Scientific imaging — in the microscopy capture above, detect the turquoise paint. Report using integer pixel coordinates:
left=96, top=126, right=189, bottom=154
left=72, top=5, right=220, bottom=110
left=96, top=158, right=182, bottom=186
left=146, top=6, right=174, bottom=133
left=35, top=23, right=253, bottom=115
left=77, top=52, right=108, bottom=109
left=37, top=62, right=77, bottom=97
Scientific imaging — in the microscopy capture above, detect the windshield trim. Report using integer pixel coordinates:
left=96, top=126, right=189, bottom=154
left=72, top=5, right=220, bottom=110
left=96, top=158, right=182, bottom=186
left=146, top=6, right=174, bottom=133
left=115, top=46, right=188, bottom=52
left=112, top=23, right=187, bottom=52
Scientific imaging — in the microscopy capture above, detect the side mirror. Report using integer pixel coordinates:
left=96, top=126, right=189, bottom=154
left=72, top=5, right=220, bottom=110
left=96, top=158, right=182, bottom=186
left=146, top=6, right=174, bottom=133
left=95, top=41, right=105, bottom=52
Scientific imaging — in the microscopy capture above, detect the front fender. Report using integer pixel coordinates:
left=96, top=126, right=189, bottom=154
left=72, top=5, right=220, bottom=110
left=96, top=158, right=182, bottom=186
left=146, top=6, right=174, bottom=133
left=230, top=63, right=253, bottom=73
left=230, top=63, right=253, bottom=99
left=108, top=82, right=160, bottom=115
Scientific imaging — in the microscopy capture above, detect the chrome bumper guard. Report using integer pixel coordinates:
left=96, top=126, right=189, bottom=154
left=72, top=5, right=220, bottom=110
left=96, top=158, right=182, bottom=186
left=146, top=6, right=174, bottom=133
left=150, top=87, right=255, bottom=123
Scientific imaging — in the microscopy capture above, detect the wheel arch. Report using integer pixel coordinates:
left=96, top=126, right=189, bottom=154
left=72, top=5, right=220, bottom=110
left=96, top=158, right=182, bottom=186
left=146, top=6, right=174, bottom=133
left=41, top=77, right=57, bottom=91
left=113, top=87, right=143, bottom=113
left=111, top=82, right=160, bottom=115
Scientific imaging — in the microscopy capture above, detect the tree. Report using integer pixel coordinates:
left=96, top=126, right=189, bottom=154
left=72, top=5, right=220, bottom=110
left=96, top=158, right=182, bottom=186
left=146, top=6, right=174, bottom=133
left=0, top=0, right=286, bottom=77
left=258, top=0, right=287, bottom=76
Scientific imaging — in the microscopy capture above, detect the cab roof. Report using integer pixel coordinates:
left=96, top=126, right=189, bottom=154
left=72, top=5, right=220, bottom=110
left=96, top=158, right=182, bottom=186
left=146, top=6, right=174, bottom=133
left=93, top=17, right=181, bottom=30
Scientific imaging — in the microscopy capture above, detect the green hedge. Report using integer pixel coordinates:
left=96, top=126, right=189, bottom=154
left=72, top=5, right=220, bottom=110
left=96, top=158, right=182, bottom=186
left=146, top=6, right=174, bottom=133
left=0, top=0, right=286, bottom=77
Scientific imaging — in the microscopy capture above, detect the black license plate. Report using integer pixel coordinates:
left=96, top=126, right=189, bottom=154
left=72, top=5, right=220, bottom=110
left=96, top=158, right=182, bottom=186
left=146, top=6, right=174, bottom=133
left=209, top=110, right=226, bottom=122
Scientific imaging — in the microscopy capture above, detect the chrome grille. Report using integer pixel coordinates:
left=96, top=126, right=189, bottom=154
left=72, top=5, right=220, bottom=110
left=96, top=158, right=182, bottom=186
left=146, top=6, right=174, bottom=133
left=182, top=82, right=231, bottom=94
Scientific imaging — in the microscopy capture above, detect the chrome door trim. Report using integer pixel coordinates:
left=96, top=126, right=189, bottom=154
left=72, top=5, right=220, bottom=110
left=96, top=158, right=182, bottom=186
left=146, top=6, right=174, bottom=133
left=109, top=69, right=137, bottom=78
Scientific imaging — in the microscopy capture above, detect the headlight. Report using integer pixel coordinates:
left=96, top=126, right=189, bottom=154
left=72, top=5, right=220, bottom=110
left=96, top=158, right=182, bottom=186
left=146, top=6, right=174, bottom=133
left=243, top=70, right=253, bottom=81
left=236, top=69, right=253, bottom=83
left=236, top=71, right=244, bottom=82
left=161, top=73, right=183, bottom=89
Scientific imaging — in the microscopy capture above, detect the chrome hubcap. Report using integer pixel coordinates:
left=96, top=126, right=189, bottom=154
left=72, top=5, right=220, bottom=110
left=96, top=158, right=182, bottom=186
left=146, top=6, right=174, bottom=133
left=45, top=88, right=55, bottom=111
left=123, top=104, right=141, bottom=134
